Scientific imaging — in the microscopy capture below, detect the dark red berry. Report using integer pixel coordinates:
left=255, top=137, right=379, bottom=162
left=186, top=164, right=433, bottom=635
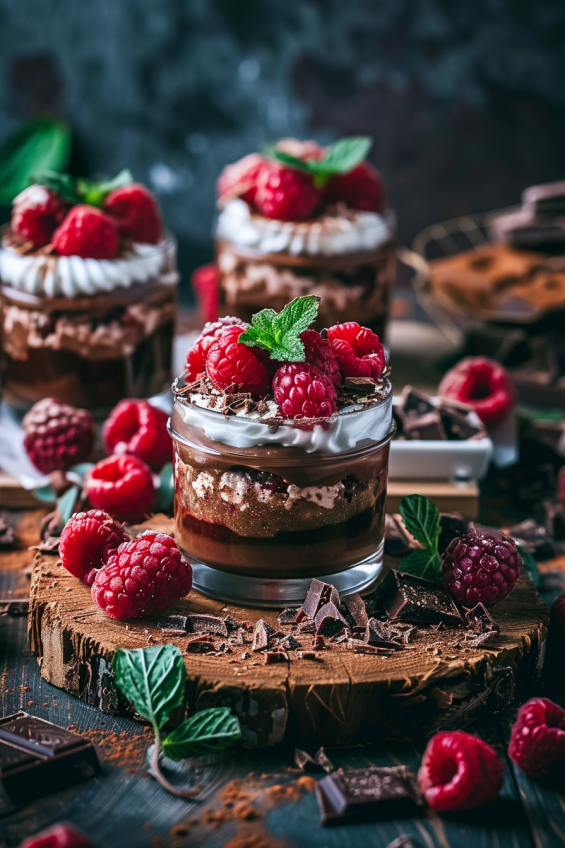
left=85, top=455, right=155, bottom=523
left=272, top=362, right=337, bottom=420
left=23, top=398, right=95, bottom=475
left=103, top=399, right=171, bottom=471
left=508, top=698, right=565, bottom=777
left=59, top=510, right=126, bottom=585
left=442, top=530, right=521, bottom=607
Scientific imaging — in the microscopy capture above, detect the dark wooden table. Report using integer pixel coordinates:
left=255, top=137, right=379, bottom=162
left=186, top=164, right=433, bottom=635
left=0, top=509, right=564, bottom=848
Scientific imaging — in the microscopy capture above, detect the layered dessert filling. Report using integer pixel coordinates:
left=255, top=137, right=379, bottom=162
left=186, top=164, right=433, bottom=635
left=170, top=296, right=393, bottom=577
left=214, top=137, right=395, bottom=336
left=0, top=170, right=177, bottom=409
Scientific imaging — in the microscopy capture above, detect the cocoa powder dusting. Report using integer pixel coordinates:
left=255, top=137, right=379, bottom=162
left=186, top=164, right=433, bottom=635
left=80, top=726, right=151, bottom=771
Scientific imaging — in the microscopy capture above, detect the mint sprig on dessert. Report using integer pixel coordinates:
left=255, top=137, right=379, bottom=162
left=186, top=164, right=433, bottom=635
left=270, top=136, right=372, bottom=186
left=32, top=168, right=133, bottom=207
left=398, top=494, right=442, bottom=582
left=238, top=295, right=320, bottom=361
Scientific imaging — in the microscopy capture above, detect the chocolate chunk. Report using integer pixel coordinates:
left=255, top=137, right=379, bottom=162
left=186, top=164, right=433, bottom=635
left=365, top=618, right=404, bottom=650
left=507, top=518, right=555, bottom=560
left=30, top=536, right=60, bottom=553
left=0, top=712, right=101, bottom=809
left=426, top=665, right=514, bottom=735
left=187, top=614, right=228, bottom=637
left=312, top=635, right=326, bottom=650
left=400, top=386, right=436, bottom=420
left=264, top=651, right=288, bottom=664
left=252, top=619, right=274, bottom=652
left=302, top=578, right=340, bottom=620
left=316, top=765, right=423, bottom=825
left=186, top=634, right=220, bottom=653
left=377, top=570, right=463, bottom=627
left=157, top=614, right=189, bottom=632
left=438, top=405, right=484, bottom=441
left=277, top=608, right=301, bottom=626
left=341, top=593, right=368, bottom=628
left=523, top=180, right=565, bottom=216
left=438, top=512, right=467, bottom=555
left=314, top=747, right=335, bottom=773
left=224, top=614, right=242, bottom=632
left=298, top=651, right=318, bottom=660
left=273, top=634, right=301, bottom=651
left=294, top=747, right=334, bottom=773
left=315, top=602, right=349, bottom=637
left=404, top=411, right=446, bottom=441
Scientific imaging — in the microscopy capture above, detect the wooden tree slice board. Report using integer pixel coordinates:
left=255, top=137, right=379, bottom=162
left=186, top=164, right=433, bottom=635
left=29, top=517, right=548, bottom=748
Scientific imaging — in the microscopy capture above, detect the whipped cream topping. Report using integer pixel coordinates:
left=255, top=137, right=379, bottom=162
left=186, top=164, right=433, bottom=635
left=216, top=199, right=394, bottom=257
left=0, top=239, right=176, bottom=298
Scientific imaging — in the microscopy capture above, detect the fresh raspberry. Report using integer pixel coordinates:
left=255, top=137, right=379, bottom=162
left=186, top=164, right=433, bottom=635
left=191, top=263, right=218, bottom=325
left=11, top=185, right=69, bottom=249
left=91, top=530, right=192, bottom=620
left=19, top=822, right=97, bottom=848
left=85, top=455, right=155, bottom=524
left=255, top=163, right=319, bottom=221
left=103, top=183, right=162, bottom=244
left=300, top=329, right=341, bottom=387
left=272, top=362, right=337, bottom=420
left=200, top=316, right=248, bottom=339
left=508, top=698, right=565, bottom=777
left=52, top=205, right=120, bottom=259
left=418, top=731, right=504, bottom=812
left=438, top=357, right=515, bottom=428
left=185, top=317, right=247, bottom=382
left=442, top=530, right=522, bottom=607
left=326, top=322, right=386, bottom=380
left=206, top=326, right=270, bottom=395
left=23, top=398, right=94, bottom=474
left=59, top=510, right=126, bottom=585
left=323, top=161, right=387, bottom=213
left=275, top=139, right=326, bottom=161
left=217, top=153, right=265, bottom=206
left=103, top=399, right=171, bottom=471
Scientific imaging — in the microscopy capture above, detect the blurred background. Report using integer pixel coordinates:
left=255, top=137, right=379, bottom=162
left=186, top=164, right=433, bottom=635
left=1, top=0, right=565, bottom=303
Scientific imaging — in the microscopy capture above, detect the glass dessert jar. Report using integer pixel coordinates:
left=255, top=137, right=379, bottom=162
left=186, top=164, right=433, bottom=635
left=169, top=376, right=394, bottom=606
left=0, top=235, right=177, bottom=411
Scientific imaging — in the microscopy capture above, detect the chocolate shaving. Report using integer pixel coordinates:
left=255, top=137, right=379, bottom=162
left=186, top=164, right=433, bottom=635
left=273, top=634, right=301, bottom=651
left=186, top=634, right=219, bottom=653
left=364, top=619, right=405, bottom=650
left=224, top=615, right=242, bottom=632
left=158, top=614, right=189, bottom=632
left=464, top=603, right=500, bottom=647
left=315, top=602, right=348, bottom=637
left=30, top=536, right=60, bottom=553
left=252, top=619, right=274, bottom=652
left=186, top=614, right=228, bottom=637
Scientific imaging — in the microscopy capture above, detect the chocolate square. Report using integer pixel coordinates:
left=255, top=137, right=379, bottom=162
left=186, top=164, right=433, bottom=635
left=400, top=386, right=436, bottom=420
left=377, top=570, right=463, bottom=626
left=316, top=765, right=422, bottom=825
left=403, top=411, right=446, bottom=441
left=438, top=405, right=484, bottom=441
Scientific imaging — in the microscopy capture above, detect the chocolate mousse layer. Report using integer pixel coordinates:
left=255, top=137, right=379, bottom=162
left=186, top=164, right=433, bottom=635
left=216, top=238, right=396, bottom=338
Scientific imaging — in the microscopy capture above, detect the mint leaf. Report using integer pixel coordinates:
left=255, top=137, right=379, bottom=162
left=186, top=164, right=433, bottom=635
left=32, top=169, right=80, bottom=204
left=400, top=494, right=441, bottom=553
left=57, top=484, right=79, bottom=526
left=0, top=118, right=71, bottom=205
left=516, top=544, right=540, bottom=589
left=162, top=707, right=241, bottom=761
left=33, top=483, right=56, bottom=504
left=239, top=295, right=320, bottom=362
left=77, top=168, right=133, bottom=207
left=399, top=548, right=442, bottom=582
left=270, top=149, right=311, bottom=172
left=312, top=136, right=372, bottom=175
left=113, top=645, right=186, bottom=733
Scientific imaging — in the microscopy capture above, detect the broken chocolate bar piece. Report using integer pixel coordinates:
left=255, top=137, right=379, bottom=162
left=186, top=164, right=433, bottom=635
left=273, top=634, right=301, bottom=651
left=157, top=614, right=189, bottom=632
left=252, top=619, right=275, bottom=652
left=264, top=651, right=288, bottom=664
left=315, top=602, right=349, bottom=637
left=294, top=746, right=334, bottom=774
left=438, top=405, right=484, bottom=441
left=400, top=386, right=436, bottom=420
left=0, top=712, right=102, bottom=811
left=341, top=593, right=368, bottom=628
left=186, top=614, right=228, bottom=637
left=507, top=518, right=555, bottom=561
left=316, top=765, right=423, bottom=825
left=377, top=570, right=463, bottom=626
left=404, top=411, right=446, bottom=441
left=365, top=618, right=404, bottom=650
left=277, top=608, right=301, bottom=626
left=302, top=578, right=340, bottom=620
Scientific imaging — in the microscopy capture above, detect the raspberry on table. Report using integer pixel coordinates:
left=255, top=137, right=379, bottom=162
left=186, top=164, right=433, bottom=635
left=85, top=455, right=155, bottom=524
left=323, top=161, right=387, bottom=213
left=206, top=326, right=270, bottom=395
left=508, top=698, right=565, bottom=777
left=23, top=398, right=95, bottom=475
left=418, top=731, right=504, bottom=812
left=91, top=530, right=192, bottom=620
left=52, top=205, right=120, bottom=259
left=326, top=322, right=386, bottom=380
left=11, top=185, right=69, bottom=249
left=103, top=183, right=162, bottom=244
left=300, top=329, right=341, bottom=387
left=103, top=399, right=171, bottom=471
left=272, top=362, right=337, bottom=420
left=438, top=356, right=515, bottom=428
left=19, top=822, right=97, bottom=848
left=255, top=163, right=319, bottom=221
left=217, top=153, right=265, bottom=206
left=59, top=510, right=126, bottom=586
left=442, top=530, right=521, bottom=607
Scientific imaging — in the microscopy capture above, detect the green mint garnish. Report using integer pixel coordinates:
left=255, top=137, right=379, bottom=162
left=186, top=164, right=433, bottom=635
left=33, top=169, right=81, bottom=204
left=270, top=136, right=372, bottom=187
left=113, top=645, right=241, bottom=798
left=32, top=168, right=133, bottom=207
left=238, top=295, right=320, bottom=361
left=398, top=494, right=442, bottom=582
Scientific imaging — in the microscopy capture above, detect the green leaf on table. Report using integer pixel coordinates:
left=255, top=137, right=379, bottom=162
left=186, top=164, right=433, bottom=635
left=76, top=168, right=133, bottom=207
left=32, top=483, right=56, bottom=504
left=0, top=118, right=71, bottom=205
left=400, top=494, right=441, bottom=554
left=162, top=707, right=242, bottom=761
left=57, top=484, right=79, bottom=526
left=113, top=644, right=186, bottom=733
left=155, top=462, right=174, bottom=514
left=239, top=296, right=320, bottom=362
left=516, top=544, right=540, bottom=589
left=399, top=548, right=442, bottom=582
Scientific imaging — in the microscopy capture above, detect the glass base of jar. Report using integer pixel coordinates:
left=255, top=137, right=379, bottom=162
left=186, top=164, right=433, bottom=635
left=184, top=540, right=384, bottom=608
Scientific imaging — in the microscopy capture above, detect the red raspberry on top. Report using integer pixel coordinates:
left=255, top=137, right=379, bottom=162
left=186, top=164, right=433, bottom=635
left=255, top=163, right=319, bottom=221
left=85, top=455, right=155, bottom=524
left=59, top=510, right=126, bottom=586
left=438, top=357, right=515, bottom=428
left=11, top=185, right=69, bottom=249
left=52, top=205, right=120, bottom=259
left=217, top=153, right=265, bottom=206
left=323, top=161, right=386, bottom=214
left=275, top=139, right=326, bottom=162
left=103, top=183, right=162, bottom=244
left=185, top=317, right=248, bottom=382
left=19, top=822, right=97, bottom=848
left=442, top=530, right=521, bottom=607
left=206, top=326, right=270, bottom=395
left=91, top=530, right=192, bottom=620
left=326, top=322, right=386, bottom=380
left=508, top=698, right=565, bottom=777
left=418, top=731, right=504, bottom=812
left=23, top=398, right=95, bottom=475
left=273, top=362, right=337, bottom=420
left=103, top=399, right=171, bottom=471
left=300, top=329, right=341, bottom=386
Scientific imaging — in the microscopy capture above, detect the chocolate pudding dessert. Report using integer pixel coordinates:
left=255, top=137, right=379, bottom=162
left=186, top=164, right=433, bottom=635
left=170, top=295, right=394, bottom=605
left=215, top=137, right=396, bottom=338
left=0, top=170, right=177, bottom=410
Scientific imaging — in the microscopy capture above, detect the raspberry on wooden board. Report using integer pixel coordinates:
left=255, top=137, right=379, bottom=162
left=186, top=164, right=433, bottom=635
left=59, top=510, right=126, bottom=586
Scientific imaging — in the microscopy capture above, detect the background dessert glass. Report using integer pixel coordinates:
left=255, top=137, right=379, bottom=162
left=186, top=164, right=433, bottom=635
left=0, top=234, right=178, bottom=411
left=169, top=376, right=394, bottom=606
